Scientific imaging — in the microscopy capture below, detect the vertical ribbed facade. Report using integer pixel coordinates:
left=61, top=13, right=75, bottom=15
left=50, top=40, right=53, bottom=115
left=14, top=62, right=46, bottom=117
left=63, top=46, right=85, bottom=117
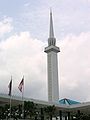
left=44, top=11, right=60, bottom=102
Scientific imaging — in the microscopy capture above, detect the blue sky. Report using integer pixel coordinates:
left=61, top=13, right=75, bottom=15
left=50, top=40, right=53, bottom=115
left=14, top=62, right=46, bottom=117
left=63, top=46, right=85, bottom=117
left=0, top=0, right=90, bottom=102
left=0, top=0, right=90, bottom=40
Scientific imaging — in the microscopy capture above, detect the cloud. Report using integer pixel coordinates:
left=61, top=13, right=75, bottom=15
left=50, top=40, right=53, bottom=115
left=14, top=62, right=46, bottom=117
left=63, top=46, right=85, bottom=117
left=0, top=30, right=90, bottom=102
left=18, top=0, right=90, bottom=42
left=59, top=32, right=90, bottom=102
left=0, top=17, right=13, bottom=37
left=0, top=31, right=47, bottom=100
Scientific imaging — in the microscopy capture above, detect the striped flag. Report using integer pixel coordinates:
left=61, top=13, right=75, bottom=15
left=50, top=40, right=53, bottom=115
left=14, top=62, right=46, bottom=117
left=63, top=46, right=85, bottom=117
left=8, top=77, right=12, bottom=96
left=18, top=77, right=24, bottom=92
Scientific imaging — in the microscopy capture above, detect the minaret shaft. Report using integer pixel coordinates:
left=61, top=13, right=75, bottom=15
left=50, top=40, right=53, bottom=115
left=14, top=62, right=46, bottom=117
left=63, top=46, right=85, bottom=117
left=44, top=11, right=60, bottom=103
left=47, top=51, right=59, bottom=102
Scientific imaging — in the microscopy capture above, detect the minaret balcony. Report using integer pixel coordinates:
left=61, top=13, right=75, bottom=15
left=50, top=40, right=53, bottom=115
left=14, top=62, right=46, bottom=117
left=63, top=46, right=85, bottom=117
left=44, top=45, right=60, bottom=53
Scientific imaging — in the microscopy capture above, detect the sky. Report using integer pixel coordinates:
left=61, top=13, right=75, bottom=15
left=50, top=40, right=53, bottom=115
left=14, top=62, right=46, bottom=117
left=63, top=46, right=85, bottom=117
left=0, top=0, right=90, bottom=102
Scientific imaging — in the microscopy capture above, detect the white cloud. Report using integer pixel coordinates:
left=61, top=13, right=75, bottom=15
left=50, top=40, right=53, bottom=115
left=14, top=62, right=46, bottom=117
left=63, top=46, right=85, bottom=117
left=59, top=32, right=90, bottom=102
left=0, top=17, right=13, bottom=37
left=0, top=31, right=47, bottom=100
left=0, top=31, right=90, bottom=102
left=19, top=0, right=90, bottom=42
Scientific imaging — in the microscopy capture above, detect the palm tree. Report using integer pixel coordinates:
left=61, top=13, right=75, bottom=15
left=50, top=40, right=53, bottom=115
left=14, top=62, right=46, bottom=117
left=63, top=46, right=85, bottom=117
left=0, top=106, right=4, bottom=119
left=24, top=101, right=37, bottom=119
left=44, top=105, right=56, bottom=120
left=0, top=104, right=10, bottom=119
left=75, top=112, right=90, bottom=120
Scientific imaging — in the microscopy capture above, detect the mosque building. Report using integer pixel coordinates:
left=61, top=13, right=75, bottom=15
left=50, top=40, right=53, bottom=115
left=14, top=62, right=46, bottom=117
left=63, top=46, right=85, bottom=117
left=0, top=10, right=90, bottom=120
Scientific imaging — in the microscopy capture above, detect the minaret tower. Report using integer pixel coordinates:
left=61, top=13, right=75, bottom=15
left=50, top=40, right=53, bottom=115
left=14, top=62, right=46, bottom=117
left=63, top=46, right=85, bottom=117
left=44, top=10, right=60, bottom=102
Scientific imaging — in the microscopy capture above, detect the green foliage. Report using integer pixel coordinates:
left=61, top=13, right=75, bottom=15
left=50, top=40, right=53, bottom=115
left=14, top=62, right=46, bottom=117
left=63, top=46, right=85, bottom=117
left=44, top=105, right=56, bottom=120
left=0, top=101, right=37, bottom=119
left=24, top=101, right=37, bottom=119
left=75, top=113, right=90, bottom=120
left=1, top=102, right=90, bottom=120
left=0, top=104, right=10, bottom=119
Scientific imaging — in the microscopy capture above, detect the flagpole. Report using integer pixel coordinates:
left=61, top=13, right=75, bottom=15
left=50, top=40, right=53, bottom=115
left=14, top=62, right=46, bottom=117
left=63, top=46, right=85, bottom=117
left=9, top=76, right=12, bottom=120
left=22, top=76, right=24, bottom=119
left=18, top=76, right=24, bottom=119
left=10, top=94, right=12, bottom=119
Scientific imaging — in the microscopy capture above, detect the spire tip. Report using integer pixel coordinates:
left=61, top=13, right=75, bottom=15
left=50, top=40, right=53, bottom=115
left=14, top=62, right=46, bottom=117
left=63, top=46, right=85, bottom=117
left=50, top=7, right=52, bottom=14
left=48, top=9, right=56, bottom=46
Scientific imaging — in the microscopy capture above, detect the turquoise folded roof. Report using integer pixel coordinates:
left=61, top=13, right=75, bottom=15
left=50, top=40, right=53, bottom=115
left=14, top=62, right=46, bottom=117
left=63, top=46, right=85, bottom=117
left=59, top=98, right=80, bottom=105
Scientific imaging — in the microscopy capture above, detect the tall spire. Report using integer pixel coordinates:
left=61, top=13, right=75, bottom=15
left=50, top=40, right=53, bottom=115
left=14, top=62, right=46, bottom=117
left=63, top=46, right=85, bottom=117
left=48, top=9, right=56, bottom=46
left=49, top=9, right=54, bottom=38
left=44, top=10, right=60, bottom=103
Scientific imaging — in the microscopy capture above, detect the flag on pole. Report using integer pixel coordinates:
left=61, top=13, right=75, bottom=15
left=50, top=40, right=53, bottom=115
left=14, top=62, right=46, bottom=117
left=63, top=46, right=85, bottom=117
left=18, top=77, right=24, bottom=92
left=8, top=77, right=12, bottom=96
left=18, top=76, right=24, bottom=118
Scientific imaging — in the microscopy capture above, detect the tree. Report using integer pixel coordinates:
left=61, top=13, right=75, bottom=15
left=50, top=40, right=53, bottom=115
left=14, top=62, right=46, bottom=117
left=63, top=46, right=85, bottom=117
left=24, top=101, right=37, bottom=119
left=44, top=105, right=56, bottom=120
left=75, top=112, right=90, bottom=120
left=0, top=106, right=4, bottom=119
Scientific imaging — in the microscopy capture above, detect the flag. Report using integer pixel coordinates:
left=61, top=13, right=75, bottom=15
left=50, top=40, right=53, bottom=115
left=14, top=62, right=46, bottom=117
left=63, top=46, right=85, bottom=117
left=18, top=77, right=24, bottom=92
left=8, top=78, right=12, bottom=96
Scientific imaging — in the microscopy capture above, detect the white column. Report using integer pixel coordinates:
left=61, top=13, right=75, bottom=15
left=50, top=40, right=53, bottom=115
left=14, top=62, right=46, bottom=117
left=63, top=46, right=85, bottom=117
left=45, top=45, right=60, bottom=102
left=48, top=51, right=59, bottom=102
left=44, top=10, right=60, bottom=103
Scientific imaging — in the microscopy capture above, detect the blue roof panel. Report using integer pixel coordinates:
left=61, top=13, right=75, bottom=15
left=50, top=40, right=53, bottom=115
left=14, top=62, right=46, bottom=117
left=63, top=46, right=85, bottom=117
left=59, top=98, right=80, bottom=105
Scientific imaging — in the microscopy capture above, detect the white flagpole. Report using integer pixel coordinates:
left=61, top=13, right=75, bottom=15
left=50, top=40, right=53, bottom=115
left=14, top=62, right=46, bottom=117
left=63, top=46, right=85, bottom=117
left=22, top=76, right=24, bottom=119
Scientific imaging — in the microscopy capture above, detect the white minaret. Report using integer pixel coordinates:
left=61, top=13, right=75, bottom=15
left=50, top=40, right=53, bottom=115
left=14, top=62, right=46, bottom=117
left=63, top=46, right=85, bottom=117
left=44, top=10, right=60, bottom=103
